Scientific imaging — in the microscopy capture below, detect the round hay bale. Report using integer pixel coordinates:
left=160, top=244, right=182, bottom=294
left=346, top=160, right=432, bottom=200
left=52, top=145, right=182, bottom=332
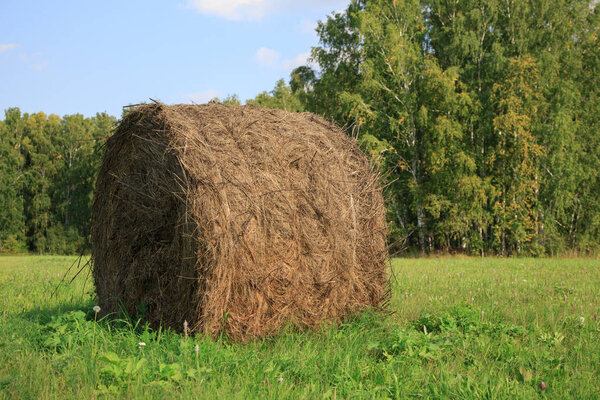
left=92, top=103, right=388, bottom=341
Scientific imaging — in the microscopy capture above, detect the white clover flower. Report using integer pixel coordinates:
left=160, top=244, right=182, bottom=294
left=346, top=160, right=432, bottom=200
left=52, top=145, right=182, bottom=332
left=93, top=305, right=101, bottom=313
left=278, top=376, right=283, bottom=383
left=138, top=342, right=146, bottom=348
left=579, top=316, right=585, bottom=325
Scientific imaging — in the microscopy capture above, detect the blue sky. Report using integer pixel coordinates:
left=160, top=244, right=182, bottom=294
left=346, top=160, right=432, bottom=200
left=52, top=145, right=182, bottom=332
left=0, top=0, right=348, bottom=117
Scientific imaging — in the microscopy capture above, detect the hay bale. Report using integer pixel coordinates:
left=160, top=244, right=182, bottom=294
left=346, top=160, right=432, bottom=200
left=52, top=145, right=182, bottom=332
left=92, top=103, right=387, bottom=340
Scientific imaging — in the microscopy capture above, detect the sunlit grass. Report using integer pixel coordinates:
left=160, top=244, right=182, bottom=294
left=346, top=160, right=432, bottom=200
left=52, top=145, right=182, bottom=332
left=1, top=255, right=599, bottom=399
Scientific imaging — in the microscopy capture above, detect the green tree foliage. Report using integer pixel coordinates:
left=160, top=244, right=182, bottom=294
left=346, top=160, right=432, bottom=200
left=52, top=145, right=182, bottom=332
left=292, top=0, right=600, bottom=255
left=0, top=108, right=27, bottom=252
left=219, top=94, right=242, bottom=106
left=0, top=109, right=115, bottom=254
left=489, top=56, right=544, bottom=255
left=291, top=3, right=364, bottom=121
left=246, top=79, right=303, bottom=112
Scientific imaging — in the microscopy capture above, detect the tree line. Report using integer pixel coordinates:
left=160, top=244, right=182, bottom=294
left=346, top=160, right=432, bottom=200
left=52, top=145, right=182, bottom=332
left=1, top=0, right=599, bottom=256
left=0, top=110, right=115, bottom=254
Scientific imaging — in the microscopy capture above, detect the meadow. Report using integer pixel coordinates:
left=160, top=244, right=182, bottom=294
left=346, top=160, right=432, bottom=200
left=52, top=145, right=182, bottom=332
left=0, top=256, right=599, bottom=399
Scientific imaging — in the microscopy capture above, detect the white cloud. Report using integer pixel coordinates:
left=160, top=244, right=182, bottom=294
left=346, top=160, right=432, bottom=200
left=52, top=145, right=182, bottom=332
left=282, top=52, right=312, bottom=72
left=255, top=48, right=312, bottom=72
left=183, top=90, right=220, bottom=104
left=0, top=44, right=47, bottom=71
left=255, top=47, right=280, bottom=66
left=0, top=43, right=19, bottom=55
left=183, top=0, right=348, bottom=20
left=184, top=0, right=269, bottom=20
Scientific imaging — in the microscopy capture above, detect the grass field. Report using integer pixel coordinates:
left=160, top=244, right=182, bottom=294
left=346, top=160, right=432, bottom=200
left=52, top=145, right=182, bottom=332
left=0, top=256, right=599, bottom=399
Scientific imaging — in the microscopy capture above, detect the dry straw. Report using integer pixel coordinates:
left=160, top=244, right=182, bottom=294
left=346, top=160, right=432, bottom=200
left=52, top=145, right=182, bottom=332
left=92, top=103, right=388, bottom=341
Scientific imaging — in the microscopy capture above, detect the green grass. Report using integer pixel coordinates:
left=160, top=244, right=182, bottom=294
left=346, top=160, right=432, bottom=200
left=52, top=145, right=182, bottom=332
left=1, top=256, right=599, bottom=399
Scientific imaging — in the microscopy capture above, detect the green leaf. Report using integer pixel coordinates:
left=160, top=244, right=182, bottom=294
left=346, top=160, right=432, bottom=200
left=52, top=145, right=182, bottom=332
left=160, top=362, right=183, bottom=382
left=124, top=357, right=147, bottom=375
left=99, top=352, right=122, bottom=366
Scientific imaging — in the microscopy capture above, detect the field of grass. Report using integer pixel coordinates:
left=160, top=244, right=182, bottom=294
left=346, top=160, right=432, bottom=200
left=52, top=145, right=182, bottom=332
left=0, top=256, right=599, bottom=399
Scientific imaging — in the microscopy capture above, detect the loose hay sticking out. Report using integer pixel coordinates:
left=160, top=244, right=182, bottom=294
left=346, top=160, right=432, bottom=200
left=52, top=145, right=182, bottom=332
left=92, top=103, right=388, bottom=341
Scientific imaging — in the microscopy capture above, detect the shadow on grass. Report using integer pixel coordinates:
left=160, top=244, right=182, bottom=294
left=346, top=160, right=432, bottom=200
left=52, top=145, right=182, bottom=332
left=20, top=299, right=96, bottom=325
